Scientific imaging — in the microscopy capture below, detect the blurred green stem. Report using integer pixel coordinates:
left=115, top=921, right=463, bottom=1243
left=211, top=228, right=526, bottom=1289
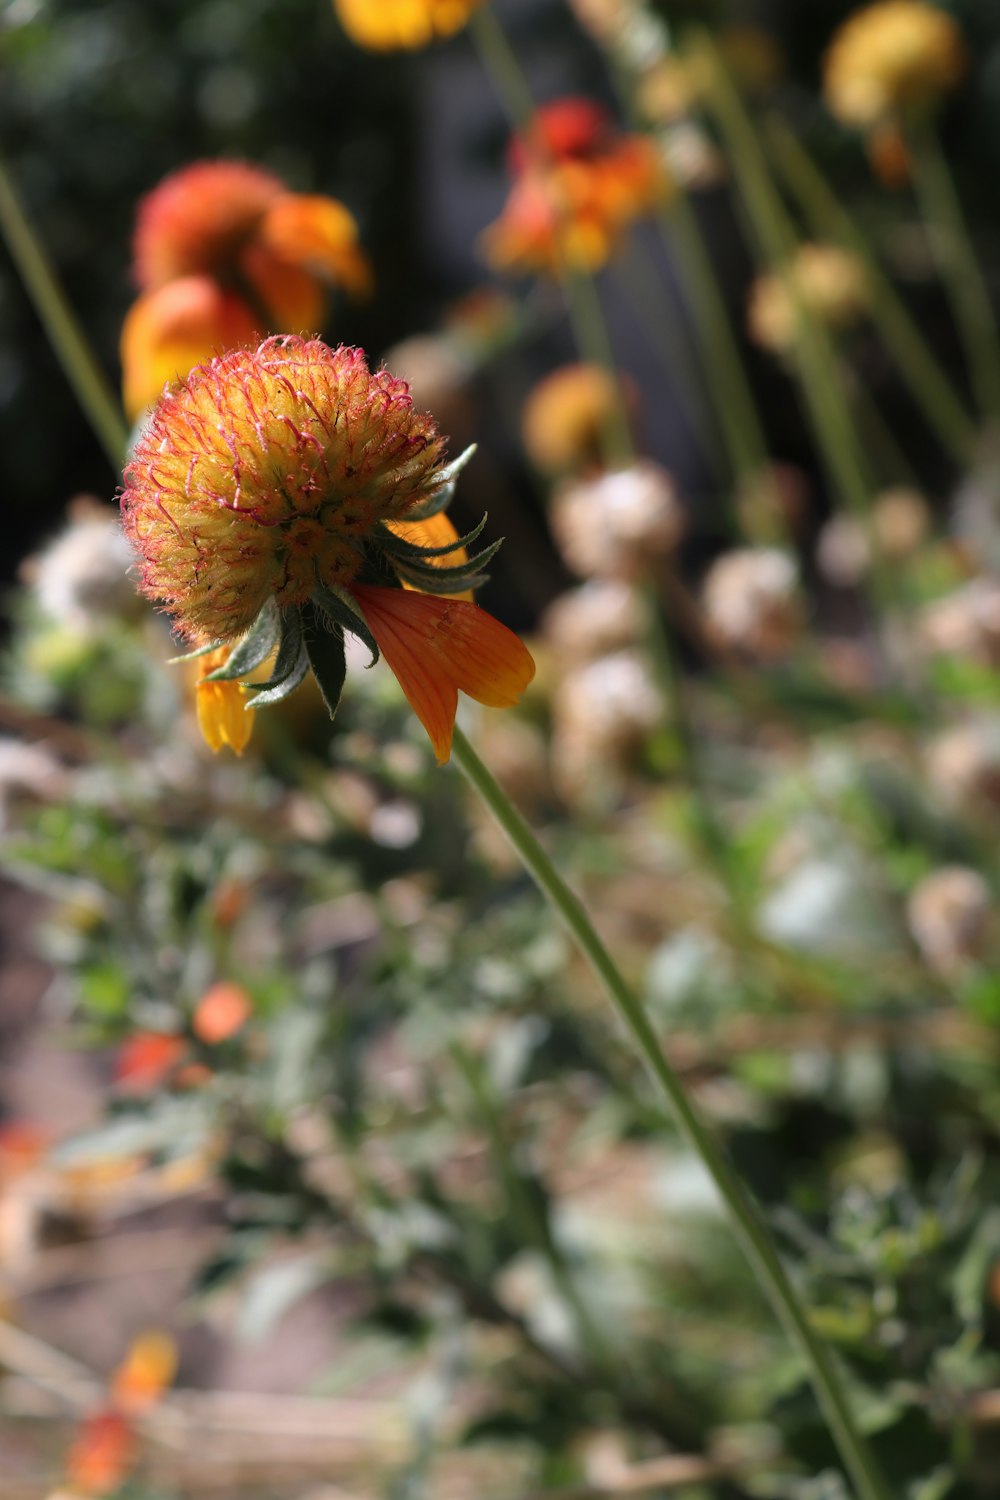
left=0, top=152, right=128, bottom=469
left=662, top=190, right=772, bottom=495
left=766, top=117, right=975, bottom=465
left=451, top=724, right=891, bottom=1500
left=910, top=123, right=1000, bottom=429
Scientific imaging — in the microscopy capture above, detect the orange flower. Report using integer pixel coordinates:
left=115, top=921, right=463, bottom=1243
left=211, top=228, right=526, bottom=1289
left=122, top=161, right=372, bottom=417
left=481, top=99, right=667, bottom=276
left=121, top=336, right=534, bottom=763
left=334, top=0, right=482, bottom=51
left=114, top=1031, right=186, bottom=1092
left=192, top=981, right=253, bottom=1044
left=66, top=1410, right=136, bottom=1495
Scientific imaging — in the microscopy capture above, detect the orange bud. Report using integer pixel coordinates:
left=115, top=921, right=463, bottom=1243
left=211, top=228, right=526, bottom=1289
left=114, top=1032, right=186, bottom=1092
left=67, top=1409, right=136, bottom=1495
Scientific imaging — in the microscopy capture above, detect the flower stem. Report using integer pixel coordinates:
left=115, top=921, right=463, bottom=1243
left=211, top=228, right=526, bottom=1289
left=0, top=151, right=129, bottom=469
left=451, top=724, right=892, bottom=1500
left=910, top=123, right=1000, bottom=430
left=766, top=116, right=975, bottom=466
left=661, top=189, right=772, bottom=494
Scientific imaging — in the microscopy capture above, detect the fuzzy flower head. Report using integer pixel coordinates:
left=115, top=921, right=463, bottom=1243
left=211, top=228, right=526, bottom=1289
left=481, top=99, right=668, bottom=278
left=747, top=244, right=870, bottom=355
left=823, top=1, right=966, bottom=130
left=334, top=0, right=482, bottom=50
left=123, top=161, right=372, bottom=418
left=121, top=336, right=533, bottom=762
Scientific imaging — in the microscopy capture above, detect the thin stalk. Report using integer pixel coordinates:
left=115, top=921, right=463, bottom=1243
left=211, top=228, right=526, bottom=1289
left=910, top=123, right=1000, bottom=429
left=451, top=726, right=891, bottom=1500
left=662, top=190, right=771, bottom=491
left=699, top=41, right=872, bottom=520
left=766, top=117, right=975, bottom=465
left=0, top=152, right=128, bottom=469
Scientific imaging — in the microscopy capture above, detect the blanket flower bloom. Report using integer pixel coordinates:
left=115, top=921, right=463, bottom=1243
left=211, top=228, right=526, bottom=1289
left=120, top=336, right=534, bottom=762
left=122, top=161, right=373, bottom=417
left=334, top=0, right=482, bottom=50
left=823, top=1, right=966, bottom=131
left=481, top=98, right=668, bottom=277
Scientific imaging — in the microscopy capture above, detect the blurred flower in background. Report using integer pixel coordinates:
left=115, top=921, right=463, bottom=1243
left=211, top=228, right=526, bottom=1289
left=121, top=160, right=372, bottom=418
left=334, top=0, right=482, bottom=52
left=481, top=98, right=668, bottom=276
left=823, top=0, right=966, bottom=131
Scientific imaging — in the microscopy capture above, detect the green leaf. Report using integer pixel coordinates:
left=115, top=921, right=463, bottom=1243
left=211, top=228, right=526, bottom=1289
left=379, top=512, right=489, bottom=560
left=393, top=536, right=503, bottom=583
left=203, top=600, right=281, bottom=681
left=302, top=600, right=348, bottom=720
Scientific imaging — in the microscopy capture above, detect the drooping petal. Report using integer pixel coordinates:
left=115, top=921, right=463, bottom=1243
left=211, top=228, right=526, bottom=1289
left=386, top=509, right=469, bottom=562
left=351, top=584, right=535, bottom=762
left=120, top=277, right=260, bottom=419
left=260, top=194, right=374, bottom=299
left=195, top=649, right=254, bottom=755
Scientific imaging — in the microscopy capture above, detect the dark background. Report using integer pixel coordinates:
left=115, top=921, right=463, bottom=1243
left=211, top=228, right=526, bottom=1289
left=4, top=0, right=1000, bottom=601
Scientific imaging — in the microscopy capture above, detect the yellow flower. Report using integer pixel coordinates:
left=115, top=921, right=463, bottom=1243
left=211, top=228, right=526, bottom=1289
left=121, top=336, right=534, bottom=763
left=747, top=243, right=869, bottom=354
left=521, top=362, right=637, bottom=477
left=334, top=0, right=482, bottom=50
left=823, top=1, right=966, bottom=130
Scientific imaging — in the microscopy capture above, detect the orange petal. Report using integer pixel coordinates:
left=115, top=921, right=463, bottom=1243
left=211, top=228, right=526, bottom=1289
left=120, top=278, right=260, bottom=418
left=260, top=194, right=374, bottom=299
left=239, top=242, right=327, bottom=332
left=351, top=585, right=535, bottom=763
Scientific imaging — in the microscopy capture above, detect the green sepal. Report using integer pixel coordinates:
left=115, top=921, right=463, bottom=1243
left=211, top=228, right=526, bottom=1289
left=405, top=444, right=477, bottom=520
left=312, top=583, right=380, bottom=667
left=390, top=536, right=503, bottom=587
left=244, top=606, right=307, bottom=706
left=202, top=600, right=281, bottom=682
left=167, top=639, right=225, bottom=665
left=301, top=601, right=348, bottom=721
left=392, top=566, right=492, bottom=595
left=378, top=512, right=489, bottom=561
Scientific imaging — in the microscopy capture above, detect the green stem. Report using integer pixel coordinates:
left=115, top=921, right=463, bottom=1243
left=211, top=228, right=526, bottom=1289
left=910, top=123, right=1000, bottom=429
left=0, top=152, right=129, bottom=469
left=451, top=724, right=891, bottom=1500
left=766, top=117, right=975, bottom=465
left=662, top=191, right=771, bottom=492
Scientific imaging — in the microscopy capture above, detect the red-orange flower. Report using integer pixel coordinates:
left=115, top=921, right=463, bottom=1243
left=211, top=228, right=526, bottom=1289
left=121, top=336, right=534, bottom=763
left=122, top=161, right=372, bottom=417
left=67, top=1410, right=135, bottom=1495
left=481, top=98, right=668, bottom=277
